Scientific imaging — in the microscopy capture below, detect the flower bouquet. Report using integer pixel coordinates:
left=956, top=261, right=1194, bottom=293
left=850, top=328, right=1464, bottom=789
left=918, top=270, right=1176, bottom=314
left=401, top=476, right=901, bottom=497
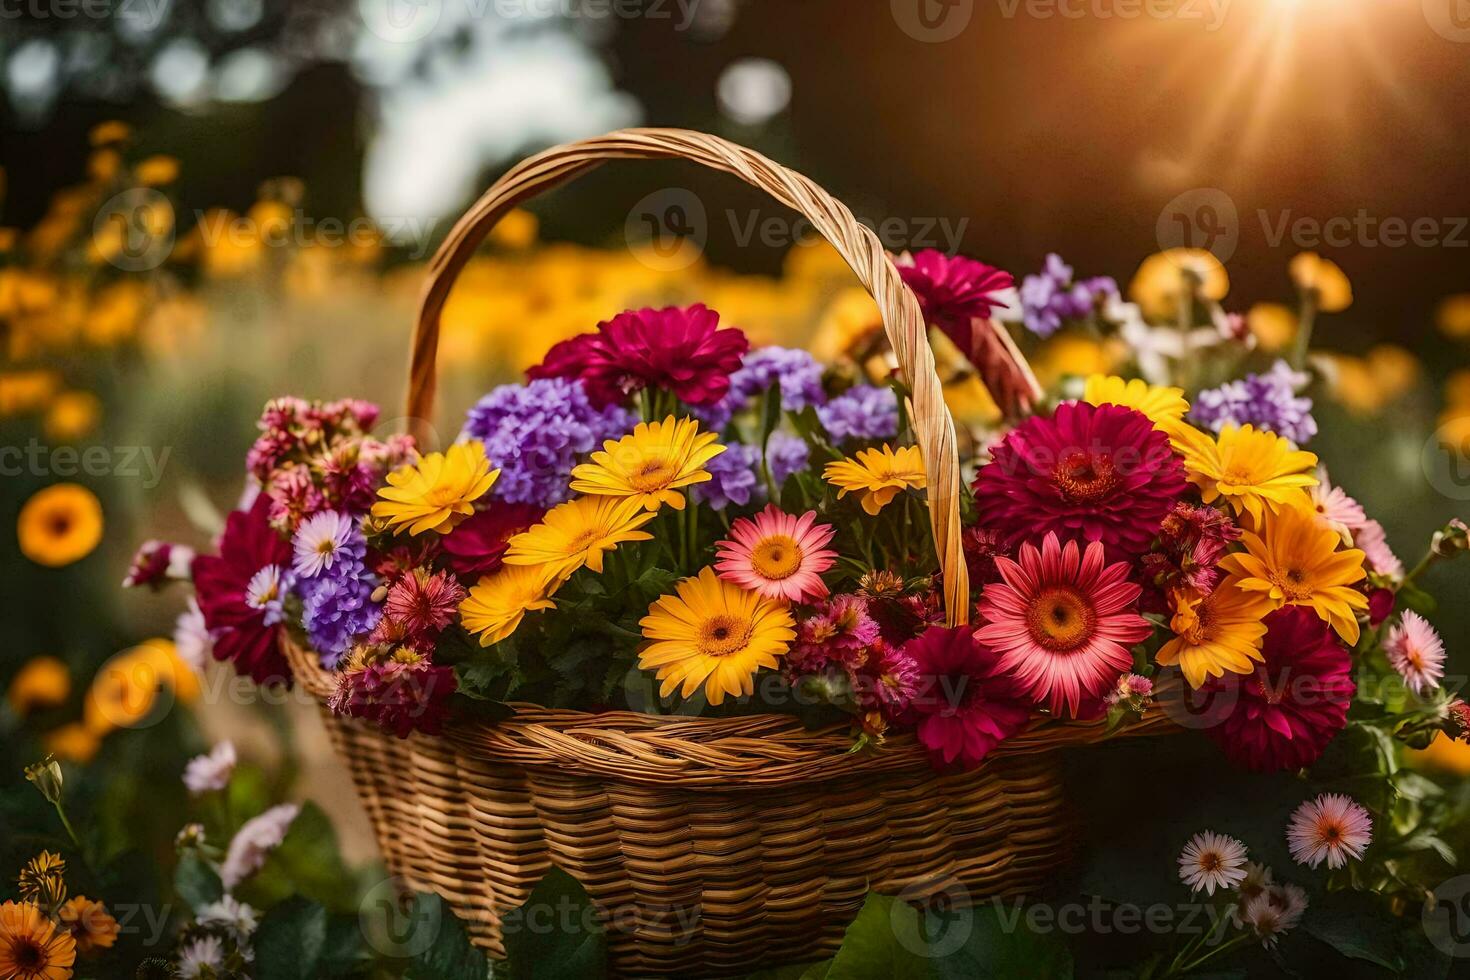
left=129, top=131, right=1466, bottom=975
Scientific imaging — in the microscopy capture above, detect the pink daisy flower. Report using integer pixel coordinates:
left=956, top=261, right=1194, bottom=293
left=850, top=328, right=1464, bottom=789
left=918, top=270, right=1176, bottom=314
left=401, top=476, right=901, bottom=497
left=974, top=533, right=1153, bottom=717
left=1201, top=607, right=1355, bottom=772
left=1177, top=830, right=1249, bottom=896
left=1287, top=793, right=1372, bottom=869
left=715, top=505, right=837, bottom=603
left=789, top=594, right=880, bottom=673
left=1308, top=470, right=1367, bottom=544
left=1240, top=882, right=1307, bottom=946
left=529, top=304, right=748, bottom=407
left=1353, top=519, right=1403, bottom=578
left=974, top=402, right=1187, bottom=559
left=903, top=626, right=1031, bottom=770
left=894, top=249, right=1015, bottom=331
left=1384, top=610, right=1446, bottom=697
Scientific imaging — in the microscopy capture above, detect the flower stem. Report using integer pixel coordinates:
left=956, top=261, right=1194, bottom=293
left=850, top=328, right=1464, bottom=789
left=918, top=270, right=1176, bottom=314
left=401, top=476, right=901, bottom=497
left=1290, top=291, right=1318, bottom=370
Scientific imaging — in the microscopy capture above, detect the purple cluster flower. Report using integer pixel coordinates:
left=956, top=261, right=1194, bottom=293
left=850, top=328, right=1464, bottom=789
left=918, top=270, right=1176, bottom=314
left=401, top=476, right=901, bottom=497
left=817, top=385, right=899, bottom=442
left=766, top=431, right=811, bottom=485
left=692, top=346, right=828, bottom=432
left=1019, top=254, right=1118, bottom=338
left=1192, top=361, right=1318, bottom=446
left=301, top=575, right=381, bottom=667
left=694, top=442, right=763, bottom=511
left=462, top=378, right=635, bottom=507
left=290, top=513, right=380, bottom=666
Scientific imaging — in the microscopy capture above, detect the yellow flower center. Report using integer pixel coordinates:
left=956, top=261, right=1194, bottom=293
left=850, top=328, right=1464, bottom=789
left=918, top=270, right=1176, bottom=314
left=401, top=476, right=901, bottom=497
left=1025, top=587, right=1096, bottom=651
left=627, top=454, right=677, bottom=492
left=749, top=534, right=803, bottom=580
left=1274, top=567, right=1313, bottom=602
left=698, top=614, right=752, bottom=657
left=1177, top=597, right=1216, bottom=645
left=567, top=527, right=604, bottom=553
left=1053, top=451, right=1118, bottom=503
left=426, top=483, right=466, bottom=507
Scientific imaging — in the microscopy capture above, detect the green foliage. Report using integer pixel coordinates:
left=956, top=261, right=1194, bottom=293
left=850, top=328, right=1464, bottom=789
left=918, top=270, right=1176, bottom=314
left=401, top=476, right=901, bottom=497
left=403, top=893, right=490, bottom=980
left=254, top=896, right=367, bottom=980
left=173, top=851, right=222, bottom=911
left=502, top=868, right=607, bottom=980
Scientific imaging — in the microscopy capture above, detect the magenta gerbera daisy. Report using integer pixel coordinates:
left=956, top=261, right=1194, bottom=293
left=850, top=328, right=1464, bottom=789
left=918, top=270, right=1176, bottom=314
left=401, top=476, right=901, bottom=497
left=1200, top=607, right=1355, bottom=772
left=529, top=304, right=748, bottom=407
left=895, top=249, right=1014, bottom=331
left=903, top=626, right=1031, bottom=770
left=974, top=401, right=1187, bottom=559
left=974, top=533, right=1152, bottom=717
left=714, top=505, right=837, bottom=603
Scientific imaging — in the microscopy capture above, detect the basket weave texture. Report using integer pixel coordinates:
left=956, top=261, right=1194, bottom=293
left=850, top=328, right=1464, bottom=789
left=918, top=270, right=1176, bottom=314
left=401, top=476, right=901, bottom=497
left=290, top=128, right=1172, bottom=976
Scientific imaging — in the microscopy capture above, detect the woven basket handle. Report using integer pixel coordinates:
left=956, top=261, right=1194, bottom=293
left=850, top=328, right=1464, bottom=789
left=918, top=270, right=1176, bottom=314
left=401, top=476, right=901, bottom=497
left=406, top=127, right=970, bottom=625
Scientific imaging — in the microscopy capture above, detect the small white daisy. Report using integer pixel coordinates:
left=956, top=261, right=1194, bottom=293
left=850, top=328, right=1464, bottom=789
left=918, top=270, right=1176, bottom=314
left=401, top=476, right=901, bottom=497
left=182, top=741, right=237, bottom=796
left=1178, top=830, right=1249, bottom=896
left=1240, top=882, right=1308, bottom=946
left=1384, top=611, right=1446, bottom=697
left=198, top=894, right=260, bottom=942
left=1287, top=793, right=1372, bottom=869
left=292, top=510, right=356, bottom=578
left=244, top=564, right=288, bottom=626
left=176, top=935, right=225, bottom=979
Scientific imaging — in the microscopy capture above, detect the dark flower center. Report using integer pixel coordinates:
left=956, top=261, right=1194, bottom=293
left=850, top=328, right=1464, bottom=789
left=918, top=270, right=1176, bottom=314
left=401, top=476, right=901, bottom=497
left=1053, top=451, right=1118, bottom=503
left=1025, top=587, right=1096, bottom=652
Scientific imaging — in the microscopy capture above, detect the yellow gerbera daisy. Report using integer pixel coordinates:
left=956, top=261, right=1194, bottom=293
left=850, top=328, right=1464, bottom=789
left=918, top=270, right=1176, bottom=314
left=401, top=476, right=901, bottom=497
left=503, top=495, right=655, bottom=579
left=1219, top=503, right=1369, bottom=645
left=371, top=441, right=498, bottom=535
left=1156, top=585, right=1273, bottom=689
left=459, top=564, right=560, bottom=647
left=18, top=483, right=103, bottom=567
left=638, top=567, right=795, bottom=705
left=823, top=444, right=927, bottom=516
left=1083, top=375, right=1189, bottom=427
left=570, top=416, right=724, bottom=512
left=1177, top=425, right=1318, bottom=523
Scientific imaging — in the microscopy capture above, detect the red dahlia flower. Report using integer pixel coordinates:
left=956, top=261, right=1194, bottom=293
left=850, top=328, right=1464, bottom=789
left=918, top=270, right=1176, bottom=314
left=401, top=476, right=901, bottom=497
left=439, top=502, right=545, bottom=579
left=377, top=567, right=467, bottom=650
left=191, top=495, right=294, bottom=686
left=529, top=304, right=748, bottom=407
left=974, top=533, right=1153, bottom=717
left=1201, top=607, right=1354, bottom=772
left=974, top=401, right=1187, bottom=559
left=903, top=626, right=1031, bottom=769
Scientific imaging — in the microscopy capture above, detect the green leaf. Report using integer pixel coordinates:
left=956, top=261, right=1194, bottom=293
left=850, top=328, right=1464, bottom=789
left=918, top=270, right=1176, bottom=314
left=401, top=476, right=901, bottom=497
left=406, top=893, right=489, bottom=980
left=1395, top=830, right=1457, bottom=865
left=1399, top=580, right=1438, bottom=616
left=254, top=897, right=328, bottom=980
left=1303, top=891, right=1403, bottom=972
left=924, top=901, right=1074, bottom=980
left=502, top=868, right=607, bottom=980
left=173, top=851, right=223, bottom=912
left=823, top=893, right=931, bottom=980
left=236, top=802, right=357, bottom=912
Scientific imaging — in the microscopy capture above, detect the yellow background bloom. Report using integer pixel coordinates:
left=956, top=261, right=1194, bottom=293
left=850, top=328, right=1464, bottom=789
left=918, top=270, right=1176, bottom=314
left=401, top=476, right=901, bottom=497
left=823, top=445, right=927, bottom=516
left=638, top=567, right=795, bottom=706
left=18, top=483, right=104, bottom=567
left=1129, top=249, right=1229, bottom=320
left=372, top=441, right=497, bottom=535
left=7, top=656, right=71, bottom=716
left=570, top=416, right=724, bottom=512
left=1289, top=252, right=1352, bottom=312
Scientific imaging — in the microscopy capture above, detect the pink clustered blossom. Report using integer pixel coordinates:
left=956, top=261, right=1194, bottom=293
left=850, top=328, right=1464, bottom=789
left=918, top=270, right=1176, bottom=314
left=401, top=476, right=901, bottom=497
left=789, top=594, right=881, bottom=673
left=328, top=655, right=458, bottom=739
left=371, top=568, right=468, bottom=652
left=247, top=397, right=417, bottom=533
left=1142, top=502, right=1241, bottom=595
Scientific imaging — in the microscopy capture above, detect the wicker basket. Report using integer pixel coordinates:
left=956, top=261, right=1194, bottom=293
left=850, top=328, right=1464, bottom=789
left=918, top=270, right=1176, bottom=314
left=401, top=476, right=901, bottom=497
left=287, top=129, right=1177, bottom=977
